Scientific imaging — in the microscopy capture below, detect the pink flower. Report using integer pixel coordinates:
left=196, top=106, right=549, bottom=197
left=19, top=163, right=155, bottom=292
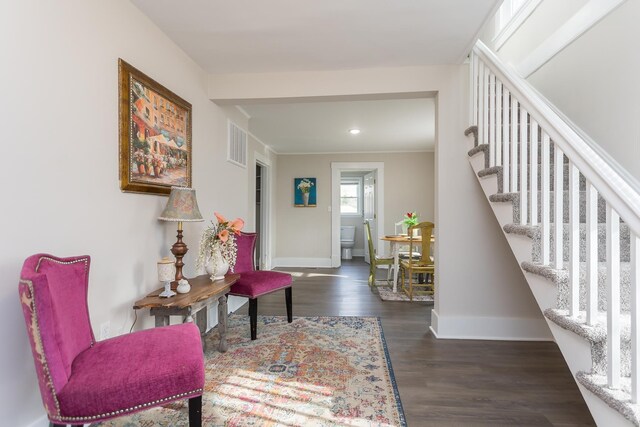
left=217, top=229, right=229, bottom=243
left=214, top=212, right=227, bottom=224
left=229, top=218, right=245, bottom=234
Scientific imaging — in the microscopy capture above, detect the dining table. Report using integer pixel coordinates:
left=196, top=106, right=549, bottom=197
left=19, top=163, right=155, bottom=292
left=380, top=234, right=435, bottom=293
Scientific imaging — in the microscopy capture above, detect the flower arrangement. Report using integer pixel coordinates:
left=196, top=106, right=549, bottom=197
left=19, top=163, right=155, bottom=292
left=297, top=178, right=314, bottom=193
left=196, top=212, right=244, bottom=275
left=403, top=212, right=419, bottom=228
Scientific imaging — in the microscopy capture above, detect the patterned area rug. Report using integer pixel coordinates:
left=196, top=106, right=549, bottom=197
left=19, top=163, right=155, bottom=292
left=374, top=281, right=434, bottom=303
left=93, top=316, right=406, bottom=427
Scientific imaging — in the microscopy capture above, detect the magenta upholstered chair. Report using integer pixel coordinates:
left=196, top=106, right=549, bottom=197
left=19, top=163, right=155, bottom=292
left=229, top=232, right=293, bottom=340
left=18, top=254, right=205, bottom=427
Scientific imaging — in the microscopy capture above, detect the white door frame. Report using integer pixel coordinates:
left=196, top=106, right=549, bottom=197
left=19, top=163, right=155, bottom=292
left=331, top=162, right=385, bottom=268
left=255, top=152, right=272, bottom=270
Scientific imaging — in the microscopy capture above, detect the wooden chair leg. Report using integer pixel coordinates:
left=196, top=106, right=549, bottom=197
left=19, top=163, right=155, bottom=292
left=285, top=287, right=293, bottom=323
left=408, top=270, right=414, bottom=301
left=249, top=298, right=258, bottom=340
left=188, top=395, right=202, bottom=427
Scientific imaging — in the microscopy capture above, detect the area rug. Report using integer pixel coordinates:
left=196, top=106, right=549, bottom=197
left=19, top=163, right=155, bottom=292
left=374, top=281, right=434, bottom=303
left=93, top=316, right=406, bottom=427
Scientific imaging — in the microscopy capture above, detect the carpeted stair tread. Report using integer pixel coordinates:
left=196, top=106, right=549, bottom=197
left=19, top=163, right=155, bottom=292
left=545, top=308, right=632, bottom=377
left=576, top=372, right=640, bottom=425
left=522, top=261, right=632, bottom=313
left=464, top=125, right=478, bottom=146
left=489, top=190, right=608, bottom=224
left=477, top=166, right=504, bottom=193
left=467, top=143, right=488, bottom=158
left=503, top=222, right=631, bottom=263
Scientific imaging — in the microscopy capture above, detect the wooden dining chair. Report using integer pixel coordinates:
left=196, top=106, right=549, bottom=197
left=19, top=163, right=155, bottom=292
left=399, top=222, right=435, bottom=301
left=364, top=220, right=394, bottom=287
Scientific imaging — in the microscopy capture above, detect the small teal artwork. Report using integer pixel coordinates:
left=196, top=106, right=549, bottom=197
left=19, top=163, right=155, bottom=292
left=294, top=177, right=316, bottom=207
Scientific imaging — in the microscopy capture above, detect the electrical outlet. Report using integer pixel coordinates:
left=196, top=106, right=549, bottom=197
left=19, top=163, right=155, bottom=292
left=99, top=321, right=110, bottom=340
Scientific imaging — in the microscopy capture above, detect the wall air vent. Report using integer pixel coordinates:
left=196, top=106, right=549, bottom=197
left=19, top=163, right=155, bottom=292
left=228, top=121, right=247, bottom=168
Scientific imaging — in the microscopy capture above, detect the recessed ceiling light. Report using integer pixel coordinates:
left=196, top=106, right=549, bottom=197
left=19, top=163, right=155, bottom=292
left=349, top=129, right=361, bottom=135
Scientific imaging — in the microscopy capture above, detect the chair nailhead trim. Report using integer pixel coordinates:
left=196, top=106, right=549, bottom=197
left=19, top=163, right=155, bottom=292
left=19, top=279, right=62, bottom=417
left=52, top=389, right=204, bottom=422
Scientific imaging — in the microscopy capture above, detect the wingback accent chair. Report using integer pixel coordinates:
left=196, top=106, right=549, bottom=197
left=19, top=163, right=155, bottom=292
left=18, top=254, right=205, bottom=426
left=229, top=232, right=292, bottom=340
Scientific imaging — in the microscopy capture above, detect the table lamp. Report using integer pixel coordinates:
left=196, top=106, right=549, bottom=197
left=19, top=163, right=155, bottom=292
left=158, top=187, right=204, bottom=286
left=157, top=257, right=176, bottom=298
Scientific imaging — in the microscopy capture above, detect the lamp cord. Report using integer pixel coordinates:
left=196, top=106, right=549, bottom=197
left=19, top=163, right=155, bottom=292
left=130, top=309, right=138, bottom=333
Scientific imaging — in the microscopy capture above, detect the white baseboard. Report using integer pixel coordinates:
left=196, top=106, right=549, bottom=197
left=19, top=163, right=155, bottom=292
left=430, top=309, right=553, bottom=341
left=272, top=257, right=333, bottom=268
left=352, top=249, right=365, bottom=257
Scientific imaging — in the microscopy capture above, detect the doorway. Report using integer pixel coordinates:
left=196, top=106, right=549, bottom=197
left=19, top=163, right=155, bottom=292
left=254, top=153, right=271, bottom=270
left=331, top=162, right=385, bottom=268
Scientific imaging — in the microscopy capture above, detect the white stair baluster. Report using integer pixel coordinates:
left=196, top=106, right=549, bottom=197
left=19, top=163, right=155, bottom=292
left=489, top=73, right=496, bottom=167
left=530, top=121, right=538, bottom=226
left=586, top=181, right=598, bottom=326
left=607, top=204, right=621, bottom=389
left=519, top=108, right=528, bottom=225
left=472, top=54, right=478, bottom=126
left=478, top=62, right=485, bottom=145
left=483, top=64, right=489, bottom=146
left=502, top=88, right=510, bottom=192
left=632, top=233, right=640, bottom=402
left=511, top=98, right=518, bottom=193
left=541, top=133, right=550, bottom=265
left=496, top=80, right=502, bottom=167
left=554, top=145, right=564, bottom=269
left=569, top=162, right=579, bottom=317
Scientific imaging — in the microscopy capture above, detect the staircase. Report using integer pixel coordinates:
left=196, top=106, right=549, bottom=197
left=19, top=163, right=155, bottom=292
left=467, top=41, right=640, bottom=426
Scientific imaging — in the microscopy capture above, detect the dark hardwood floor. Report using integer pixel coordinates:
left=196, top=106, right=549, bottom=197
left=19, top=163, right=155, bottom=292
left=234, top=258, right=595, bottom=426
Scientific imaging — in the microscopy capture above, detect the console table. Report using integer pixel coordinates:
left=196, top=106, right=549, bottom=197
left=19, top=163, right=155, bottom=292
left=133, top=274, right=238, bottom=352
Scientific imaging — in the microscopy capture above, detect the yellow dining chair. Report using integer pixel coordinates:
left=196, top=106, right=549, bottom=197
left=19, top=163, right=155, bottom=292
left=399, top=221, right=435, bottom=301
left=364, top=220, right=394, bottom=287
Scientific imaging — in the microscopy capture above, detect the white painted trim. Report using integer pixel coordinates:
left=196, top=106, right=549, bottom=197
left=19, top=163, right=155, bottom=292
left=517, top=0, right=628, bottom=77
left=493, top=0, right=543, bottom=51
left=430, top=310, right=553, bottom=341
left=272, top=257, right=333, bottom=268
left=331, top=162, right=385, bottom=268
left=278, top=149, right=433, bottom=156
left=255, top=152, right=272, bottom=270
left=235, top=105, right=251, bottom=119
left=247, top=129, right=278, bottom=155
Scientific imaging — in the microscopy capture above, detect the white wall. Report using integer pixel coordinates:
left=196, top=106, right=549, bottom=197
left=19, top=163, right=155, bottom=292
left=274, top=152, right=435, bottom=264
left=480, top=0, right=640, bottom=182
left=0, top=1, right=252, bottom=425
left=209, top=65, right=548, bottom=341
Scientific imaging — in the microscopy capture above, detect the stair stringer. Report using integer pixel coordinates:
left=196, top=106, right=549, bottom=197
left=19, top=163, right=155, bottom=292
left=468, top=145, right=635, bottom=426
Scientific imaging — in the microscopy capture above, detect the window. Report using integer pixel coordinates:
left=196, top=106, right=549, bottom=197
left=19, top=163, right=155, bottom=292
left=340, top=177, right=363, bottom=216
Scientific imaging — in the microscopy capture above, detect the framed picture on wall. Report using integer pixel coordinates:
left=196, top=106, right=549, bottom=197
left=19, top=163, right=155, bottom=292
left=118, top=59, right=192, bottom=195
left=294, top=178, right=316, bottom=207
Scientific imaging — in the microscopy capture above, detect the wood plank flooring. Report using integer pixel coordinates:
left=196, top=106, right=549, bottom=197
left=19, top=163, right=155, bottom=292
left=234, top=258, right=596, bottom=426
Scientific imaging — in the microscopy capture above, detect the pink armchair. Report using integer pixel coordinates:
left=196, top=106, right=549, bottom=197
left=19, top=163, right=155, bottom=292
left=18, top=254, right=204, bottom=426
left=229, top=232, right=293, bottom=340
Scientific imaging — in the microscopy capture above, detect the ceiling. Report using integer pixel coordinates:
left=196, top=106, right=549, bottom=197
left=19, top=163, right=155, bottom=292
left=238, top=97, right=435, bottom=153
left=131, top=1, right=497, bottom=153
left=131, top=0, right=498, bottom=74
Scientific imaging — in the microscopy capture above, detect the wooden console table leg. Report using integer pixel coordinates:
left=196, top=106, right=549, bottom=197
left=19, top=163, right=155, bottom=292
left=218, top=295, right=228, bottom=353
left=155, top=315, right=169, bottom=327
left=195, top=309, right=208, bottom=352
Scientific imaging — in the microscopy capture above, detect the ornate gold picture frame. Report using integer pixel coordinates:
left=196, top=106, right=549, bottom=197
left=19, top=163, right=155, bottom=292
left=118, top=59, right=192, bottom=195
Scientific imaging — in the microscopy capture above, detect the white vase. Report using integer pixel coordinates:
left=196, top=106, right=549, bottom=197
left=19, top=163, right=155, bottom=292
left=303, top=192, right=310, bottom=206
left=205, top=247, right=229, bottom=281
